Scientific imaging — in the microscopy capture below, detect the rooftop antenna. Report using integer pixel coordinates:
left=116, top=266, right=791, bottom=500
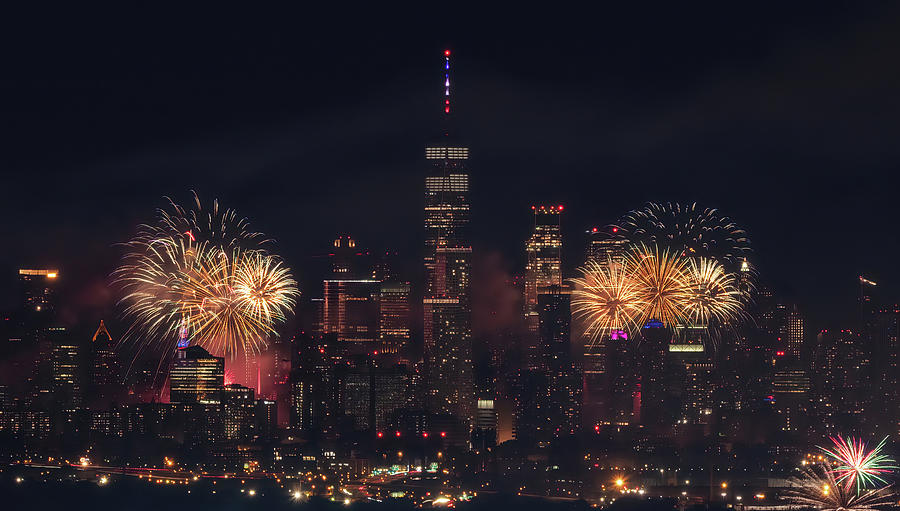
left=443, top=49, right=451, bottom=122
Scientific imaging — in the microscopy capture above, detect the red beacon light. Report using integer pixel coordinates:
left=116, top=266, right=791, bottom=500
left=558, top=205, right=564, bottom=211
left=612, top=227, right=618, bottom=233
left=440, top=431, right=446, bottom=438
left=444, top=49, right=451, bottom=57
left=422, top=432, right=429, bottom=438
left=395, top=431, right=402, bottom=438
left=377, top=432, right=383, bottom=438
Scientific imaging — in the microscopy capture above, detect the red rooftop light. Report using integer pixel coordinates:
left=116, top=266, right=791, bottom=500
left=395, top=431, right=401, bottom=438
left=444, top=49, right=451, bottom=56
left=440, top=431, right=446, bottom=438
left=377, top=432, right=383, bottom=438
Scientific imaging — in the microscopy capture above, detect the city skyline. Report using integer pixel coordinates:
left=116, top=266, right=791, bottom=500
left=2, top=6, right=900, bottom=510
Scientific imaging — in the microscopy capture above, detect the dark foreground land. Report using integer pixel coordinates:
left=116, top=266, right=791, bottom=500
left=0, top=475, right=707, bottom=511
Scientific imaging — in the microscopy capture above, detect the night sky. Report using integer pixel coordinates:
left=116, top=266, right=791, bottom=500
left=2, top=4, right=899, bottom=330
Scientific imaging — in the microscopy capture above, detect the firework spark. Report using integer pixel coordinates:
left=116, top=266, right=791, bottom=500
left=681, top=257, right=745, bottom=326
left=819, top=436, right=898, bottom=493
left=787, top=463, right=896, bottom=511
left=153, top=191, right=269, bottom=250
left=626, top=243, right=691, bottom=328
left=571, top=257, right=645, bottom=343
left=617, top=202, right=751, bottom=267
left=115, top=195, right=299, bottom=362
left=572, top=244, right=749, bottom=345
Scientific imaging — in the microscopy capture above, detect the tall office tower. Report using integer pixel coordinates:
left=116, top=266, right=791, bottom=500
left=255, top=399, right=277, bottom=441
left=781, top=304, right=804, bottom=358
left=537, top=286, right=581, bottom=436
left=667, top=342, right=714, bottom=424
left=585, top=227, right=627, bottom=266
left=323, top=278, right=381, bottom=347
left=322, top=235, right=381, bottom=352
left=738, top=258, right=753, bottom=297
left=17, top=268, right=59, bottom=343
left=169, top=345, right=225, bottom=404
left=90, top=320, right=118, bottom=407
left=765, top=302, right=805, bottom=358
left=372, top=361, right=409, bottom=432
left=47, top=326, right=82, bottom=410
left=524, top=205, right=563, bottom=334
left=473, top=398, right=497, bottom=450
left=872, top=306, right=899, bottom=425
left=223, top=383, right=256, bottom=441
left=424, top=297, right=473, bottom=423
left=379, top=281, right=411, bottom=354
left=581, top=227, right=627, bottom=428
left=424, top=50, right=473, bottom=429
left=290, top=333, right=336, bottom=432
left=338, top=355, right=373, bottom=431
left=18, top=268, right=59, bottom=318
left=815, top=329, right=869, bottom=432
left=771, top=354, right=812, bottom=434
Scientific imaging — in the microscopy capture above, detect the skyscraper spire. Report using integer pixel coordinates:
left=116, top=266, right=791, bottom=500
left=443, top=49, right=451, bottom=116
left=92, top=319, right=113, bottom=342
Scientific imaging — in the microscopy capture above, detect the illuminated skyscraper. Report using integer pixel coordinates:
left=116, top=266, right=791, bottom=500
left=223, top=383, right=256, bottom=441
left=48, top=326, right=81, bottom=410
left=585, top=227, right=626, bottom=266
left=323, top=279, right=380, bottom=346
left=524, top=206, right=563, bottom=335
left=18, top=268, right=59, bottom=316
left=290, top=333, right=336, bottom=432
left=771, top=356, right=811, bottom=433
left=379, top=281, right=411, bottom=354
left=771, top=303, right=804, bottom=358
left=90, top=320, right=119, bottom=406
left=537, top=286, right=580, bottom=436
left=17, top=268, right=59, bottom=343
left=170, top=345, right=225, bottom=404
left=424, top=296, right=473, bottom=423
left=423, top=50, right=474, bottom=429
left=323, top=235, right=381, bottom=351
left=373, top=361, right=409, bottom=432
left=815, top=329, right=869, bottom=431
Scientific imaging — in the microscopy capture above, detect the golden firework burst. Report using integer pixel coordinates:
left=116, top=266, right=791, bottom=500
left=571, top=257, right=645, bottom=345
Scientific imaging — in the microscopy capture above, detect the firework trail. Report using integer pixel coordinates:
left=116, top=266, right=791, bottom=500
left=571, top=257, right=645, bottom=343
left=626, top=243, right=691, bottom=329
left=681, top=257, right=745, bottom=326
left=819, top=436, right=898, bottom=493
left=114, top=194, right=299, bottom=368
left=616, top=202, right=751, bottom=267
left=787, top=462, right=896, bottom=511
